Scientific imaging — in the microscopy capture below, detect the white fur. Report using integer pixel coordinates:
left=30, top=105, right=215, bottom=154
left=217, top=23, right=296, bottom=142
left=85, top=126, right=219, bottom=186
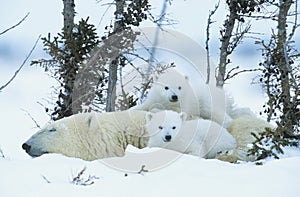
left=216, top=115, right=273, bottom=162
left=133, top=68, right=232, bottom=128
left=146, top=110, right=237, bottom=159
left=22, top=110, right=148, bottom=161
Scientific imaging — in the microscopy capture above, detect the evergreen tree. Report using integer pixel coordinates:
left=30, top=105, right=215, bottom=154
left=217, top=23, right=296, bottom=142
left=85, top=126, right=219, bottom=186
left=32, top=0, right=100, bottom=120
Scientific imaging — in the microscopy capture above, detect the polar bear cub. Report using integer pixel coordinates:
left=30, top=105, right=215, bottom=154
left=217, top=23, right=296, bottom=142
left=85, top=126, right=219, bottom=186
left=146, top=110, right=237, bottom=159
left=133, top=68, right=232, bottom=128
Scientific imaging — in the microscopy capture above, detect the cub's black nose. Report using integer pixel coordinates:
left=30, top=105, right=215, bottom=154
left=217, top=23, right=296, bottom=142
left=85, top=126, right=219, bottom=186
left=22, top=143, right=31, bottom=153
left=171, top=95, right=178, bottom=102
left=165, top=135, right=172, bottom=142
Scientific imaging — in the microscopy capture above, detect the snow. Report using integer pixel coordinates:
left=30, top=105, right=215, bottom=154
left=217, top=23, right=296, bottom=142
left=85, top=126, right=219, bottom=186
left=1, top=0, right=300, bottom=196
left=1, top=147, right=300, bottom=197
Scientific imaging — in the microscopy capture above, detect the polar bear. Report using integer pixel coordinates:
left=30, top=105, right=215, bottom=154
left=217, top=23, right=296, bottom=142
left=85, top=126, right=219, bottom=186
left=216, top=115, right=273, bottom=162
left=22, top=110, right=148, bottom=161
left=146, top=110, right=237, bottom=159
left=133, top=68, right=232, bottom=128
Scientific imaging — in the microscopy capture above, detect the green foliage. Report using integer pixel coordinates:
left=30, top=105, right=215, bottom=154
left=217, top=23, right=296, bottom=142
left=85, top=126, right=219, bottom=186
left=117, top=88, right=138, bottom=110
left=248, top=127, right=285, bottom=160
left=248, top=0, right=300, bottom=161
left=248, top=126, right=299, bottom=161
left=123, top=0, right=150, bottom=27
left=32, top=18, right=100, bottom=120
left=257, top=32, right=300, bottom=139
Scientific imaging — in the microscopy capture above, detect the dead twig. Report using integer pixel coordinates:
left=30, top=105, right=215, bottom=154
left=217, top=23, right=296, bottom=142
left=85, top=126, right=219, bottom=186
left=206, top=0, right=220, bottom=84
left=137, top=165, right=149, bottom=175
left=71, top=167, right=100, bottom=186
left=224, top=66, right=262, bottom=81
left=124, top=165, right=149, bottom=177
left=0, top=12, right=30, bottom=36
left=20, top=108, right=41, bottom=129
left=0, top=148, right=5, bottom=158
left=41, top=175, right=51, bottom=183
left=0, top=35, right=41, bottom=91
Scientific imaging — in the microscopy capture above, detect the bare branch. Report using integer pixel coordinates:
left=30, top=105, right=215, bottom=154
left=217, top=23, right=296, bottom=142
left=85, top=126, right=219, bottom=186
left=206, top=0, right=220, bottom=84
left=0, top=148, right=5, bottom=158
left=288, top=0, right=298, bottom=41
left=0, top=35, right=41, bottom=91
left=20, top=108, right=41, bottom=129
left=96, top=0, right=114, bottom=29
left=227, top=23, right=251, bottom=55
left=124, top=165, right=149, bottom=177
left=224, top=66, right=262, bottom=81
left=137, top=164, right=149, bottom=175
left=0, top=12, right=30, bottom=36
left=148, top=0, right=170, bottom=65
left=139, top=0, right=171, bottom=102
left=41, top=175, right=51, bottom=183
left=216, top=0, right=238, bottom=88
left=71, top=166, right=100, bottom=186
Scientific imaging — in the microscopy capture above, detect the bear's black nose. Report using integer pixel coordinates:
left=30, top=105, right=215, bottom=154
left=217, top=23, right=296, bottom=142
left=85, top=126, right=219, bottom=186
left=165, top=135, right=172, bottom=142
left=22, top=143, right=31, bottom=153
left=171, top=95, right=178, bottom=102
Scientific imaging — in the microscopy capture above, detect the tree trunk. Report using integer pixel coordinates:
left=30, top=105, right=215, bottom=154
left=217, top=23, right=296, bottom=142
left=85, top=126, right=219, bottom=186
left=56, top=0, right=75, bottom=120
left=276, top=0, right=293, bottom=131
left=105, top=0, right=125, bottom=112
left=216, top=0, right=237, bottom=88
left=63, top=0, right=75, bottom=37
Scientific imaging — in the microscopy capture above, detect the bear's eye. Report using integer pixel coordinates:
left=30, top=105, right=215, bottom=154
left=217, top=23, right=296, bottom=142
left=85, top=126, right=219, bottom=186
left=48, top=128, right=56, bottom=132
left=164, top=86, right=169, bottom=90
left=172, top=126, right=176, bottom=130
left=178, top=86, right=181, bottom=90
left=158, top=126, right=163, bottom=130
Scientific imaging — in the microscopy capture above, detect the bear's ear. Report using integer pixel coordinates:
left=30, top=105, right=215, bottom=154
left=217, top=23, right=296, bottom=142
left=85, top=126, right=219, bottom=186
left=145, top=112, right=153, bottom=122
left=179, top=112, right=187, bottom=121
left=184, top=75, right=189, bottom=81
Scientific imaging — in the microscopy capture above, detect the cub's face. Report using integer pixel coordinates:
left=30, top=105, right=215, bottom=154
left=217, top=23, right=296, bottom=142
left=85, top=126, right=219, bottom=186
left=146, top=110, right=187, bottom=147
left=154, top=69, right=190, bottom=103
left=157, top=83, right=182, bottom=103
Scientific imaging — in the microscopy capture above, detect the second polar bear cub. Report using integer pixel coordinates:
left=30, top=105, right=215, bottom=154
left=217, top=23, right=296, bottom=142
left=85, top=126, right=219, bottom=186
left=133, top=68, right=232, bottom=128
left=146, top=110, right=237, bottom=159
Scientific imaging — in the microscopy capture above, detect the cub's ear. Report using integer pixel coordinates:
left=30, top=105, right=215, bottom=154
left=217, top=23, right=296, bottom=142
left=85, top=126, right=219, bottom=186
left=179, top=112, right=187, bottom=121
left=145, top=112, right=153, bottom=122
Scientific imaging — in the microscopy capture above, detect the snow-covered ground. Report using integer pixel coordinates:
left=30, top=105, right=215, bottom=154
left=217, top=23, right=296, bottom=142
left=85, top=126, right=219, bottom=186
left=1, top=145, right=300, bottom=197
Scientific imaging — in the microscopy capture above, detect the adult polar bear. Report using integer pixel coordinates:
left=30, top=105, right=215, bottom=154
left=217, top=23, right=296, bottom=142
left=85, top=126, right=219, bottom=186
left=132, top=68, right=233, bottom=128
left=22, top=110, right=148, bottom=161
left=146, top=110, right=237, bottom=159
